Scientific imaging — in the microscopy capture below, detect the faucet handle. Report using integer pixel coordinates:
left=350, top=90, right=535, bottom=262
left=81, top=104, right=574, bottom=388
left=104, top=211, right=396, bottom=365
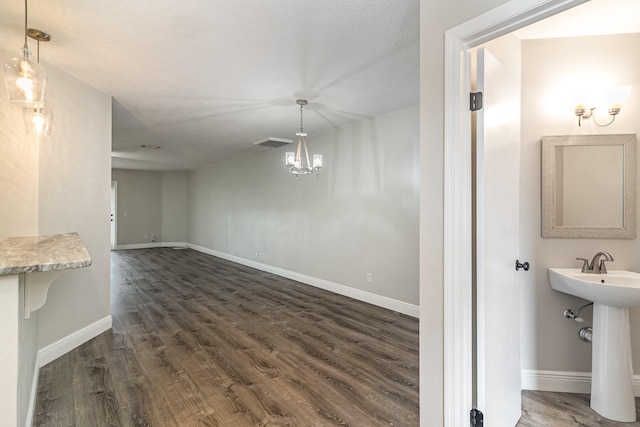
left=576, top=258, right=591, bottom=273
left=598, top=259, right=608, bottom=274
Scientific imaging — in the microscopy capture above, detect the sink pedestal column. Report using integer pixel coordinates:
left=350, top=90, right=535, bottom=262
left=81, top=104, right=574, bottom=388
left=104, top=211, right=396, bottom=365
left=591, top=304, right=636, bottom=422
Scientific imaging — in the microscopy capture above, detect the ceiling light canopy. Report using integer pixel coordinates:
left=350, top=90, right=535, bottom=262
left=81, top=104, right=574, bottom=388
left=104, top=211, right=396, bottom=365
left=285, top=99, right=323, bottom=176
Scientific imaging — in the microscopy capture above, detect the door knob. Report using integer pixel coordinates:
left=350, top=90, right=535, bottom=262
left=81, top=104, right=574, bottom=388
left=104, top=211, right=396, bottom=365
left=515, top=260, right=530, bottom=271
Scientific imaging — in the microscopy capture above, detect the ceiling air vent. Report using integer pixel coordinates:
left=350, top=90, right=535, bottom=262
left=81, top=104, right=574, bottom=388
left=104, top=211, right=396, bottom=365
left=252, top=137, right=294, bottom=148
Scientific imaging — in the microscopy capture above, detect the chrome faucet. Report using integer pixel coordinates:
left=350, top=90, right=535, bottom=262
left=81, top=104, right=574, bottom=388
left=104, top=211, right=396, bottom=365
left=576, top=252, right=614, bottom=274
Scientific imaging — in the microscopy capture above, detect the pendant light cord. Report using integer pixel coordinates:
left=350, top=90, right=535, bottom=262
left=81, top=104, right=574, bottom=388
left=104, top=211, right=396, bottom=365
left=23, top=0, right=28, bottom=48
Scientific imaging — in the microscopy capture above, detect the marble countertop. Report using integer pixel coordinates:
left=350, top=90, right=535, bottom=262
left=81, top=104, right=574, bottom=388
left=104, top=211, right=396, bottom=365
left=0, top=232, right=92, bottom=275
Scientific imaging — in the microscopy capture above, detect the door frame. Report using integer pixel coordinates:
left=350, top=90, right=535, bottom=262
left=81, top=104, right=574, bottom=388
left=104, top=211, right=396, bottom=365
left=442, top=0, right=587, bottom=425
left=111, top=180, right=118, bottom=250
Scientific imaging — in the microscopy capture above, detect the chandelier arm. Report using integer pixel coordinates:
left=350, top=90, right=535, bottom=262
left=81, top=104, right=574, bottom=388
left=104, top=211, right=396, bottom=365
left=303, top=136, right=311, bottom=169
left=296, top=136, right=302, bottom=165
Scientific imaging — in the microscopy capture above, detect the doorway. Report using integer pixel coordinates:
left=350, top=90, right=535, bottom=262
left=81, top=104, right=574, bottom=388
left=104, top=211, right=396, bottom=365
left=442, top=0, right=588, bottom=425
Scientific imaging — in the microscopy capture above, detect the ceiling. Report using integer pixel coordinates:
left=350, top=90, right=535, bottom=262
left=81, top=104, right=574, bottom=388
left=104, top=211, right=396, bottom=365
left=0, top=0, right=420, bottom=171
left=514, top=0, right=640, bottom=39
left=1, top=0, right=639, bottom=172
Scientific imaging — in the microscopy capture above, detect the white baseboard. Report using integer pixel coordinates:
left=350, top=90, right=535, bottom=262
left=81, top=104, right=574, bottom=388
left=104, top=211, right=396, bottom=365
left=114, top=242, right=187, bottom=250
left=188, top=244, right=419, bottom=318
left=38, top=315, right=112, bottom=367
left=27, top=316, right=112, bottom=426
left=522, top=369, right=640, bottom=397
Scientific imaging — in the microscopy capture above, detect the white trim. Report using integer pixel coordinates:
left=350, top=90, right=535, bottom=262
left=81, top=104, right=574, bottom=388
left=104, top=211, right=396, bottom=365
left=38, top=316, right=112, bottom=366
left=114, top=242, right=187, bottom=250
left=522, top=370, right=640, bottom=397
left=26, top=316, right=112, bottom=426
left=188, top=244, right=419, bottom=318
left=443, top=0, right=588, bottom=425
left=24, top=356, right=40, bottom=427
left=111, top=181, right=118, bottom=250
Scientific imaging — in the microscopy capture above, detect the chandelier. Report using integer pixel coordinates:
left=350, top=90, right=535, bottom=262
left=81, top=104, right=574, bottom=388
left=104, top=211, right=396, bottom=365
left=285, top=99, right=323, bottom=176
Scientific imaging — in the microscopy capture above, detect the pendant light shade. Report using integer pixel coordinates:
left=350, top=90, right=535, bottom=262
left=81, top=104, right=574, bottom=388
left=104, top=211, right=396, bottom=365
left=4, top=47, right=47, bottom=107
left=23, top=104, right=53, bottom=137
left=4, top=0, right=49, bottom=109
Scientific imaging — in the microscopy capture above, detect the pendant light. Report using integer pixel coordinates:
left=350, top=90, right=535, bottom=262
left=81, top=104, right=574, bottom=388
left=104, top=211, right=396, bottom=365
left=3, top=0, right=48, bottom=108
left=23, top=104, right=53, bottom=136
left=285, top=99, right=323, bottom=176
left=22, top=29, right=53, bottom=137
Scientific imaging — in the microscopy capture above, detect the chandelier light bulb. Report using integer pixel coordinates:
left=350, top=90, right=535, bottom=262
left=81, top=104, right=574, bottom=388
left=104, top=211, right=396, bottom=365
left=32, top=113, right=45, bottom=132
left=17, top=61, right=34, bottom=90
left=285, top=152, right=296, bottom=166
left=313, top=154, right=323, bottom=168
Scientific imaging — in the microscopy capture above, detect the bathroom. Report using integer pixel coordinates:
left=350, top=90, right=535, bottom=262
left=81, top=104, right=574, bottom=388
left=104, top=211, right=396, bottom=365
left=479, top=2, right=640, bottom=423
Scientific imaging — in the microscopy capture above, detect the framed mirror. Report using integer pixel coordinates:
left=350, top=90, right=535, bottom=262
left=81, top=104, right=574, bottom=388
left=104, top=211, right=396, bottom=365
left=541, top=134, right=636, bottom=239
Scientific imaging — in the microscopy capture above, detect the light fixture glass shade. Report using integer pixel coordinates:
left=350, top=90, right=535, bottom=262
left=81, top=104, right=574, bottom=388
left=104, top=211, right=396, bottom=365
left=285, top=152, right=296, bottom=166
left=312, top=154, right=323, bottom=168
left=3, top=47, right=47, bottom=107
left=603, top=85, right=632, bottom=110
left=23, top=104, right=53, bottom=137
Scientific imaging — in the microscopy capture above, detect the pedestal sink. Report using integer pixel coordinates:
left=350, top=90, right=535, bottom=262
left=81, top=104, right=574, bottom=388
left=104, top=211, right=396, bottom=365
left=549, top=268, right=640, bottom=422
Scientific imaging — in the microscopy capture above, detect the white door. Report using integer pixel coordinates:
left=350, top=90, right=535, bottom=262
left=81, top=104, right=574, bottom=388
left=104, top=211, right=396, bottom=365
left=474, top=47, right=522, bottom=426
left=111, top=181, right=117, bottom=250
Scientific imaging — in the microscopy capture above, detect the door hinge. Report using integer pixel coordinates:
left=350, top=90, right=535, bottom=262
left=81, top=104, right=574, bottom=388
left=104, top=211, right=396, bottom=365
left=470, top=92, right=483, bottom=111
left=470, top=408, right=484, bottom=427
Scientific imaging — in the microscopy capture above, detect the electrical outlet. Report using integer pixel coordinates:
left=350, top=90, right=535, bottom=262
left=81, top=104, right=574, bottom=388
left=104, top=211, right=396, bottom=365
left=255, top=250, right=260, bottom=257
left=366, top=273, right=373, bottom=283
left=144, top=234, right=148, bottom=240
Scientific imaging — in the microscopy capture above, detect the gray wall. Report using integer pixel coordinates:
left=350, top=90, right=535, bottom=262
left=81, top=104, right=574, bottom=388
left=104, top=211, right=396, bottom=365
left=162, top=172, right=188, bottom=243
left=37, top=64, right=112, bottom=351
left=0, top=48, right=111, bottom=424
left=112, top=169, right=163, bottom=244
left=111, top=169, right=188, bottom=246
left=188, top=106, right=419, bottom=305
left=520, top=33, right=640, bottom=373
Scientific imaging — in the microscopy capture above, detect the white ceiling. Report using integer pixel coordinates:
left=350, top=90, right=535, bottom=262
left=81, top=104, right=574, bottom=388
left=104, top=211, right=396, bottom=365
left=0, top=0, right=420, bottom=171
left=514, top=0, right=640, bottom=40
left=1, top=0, right=638, bottom=171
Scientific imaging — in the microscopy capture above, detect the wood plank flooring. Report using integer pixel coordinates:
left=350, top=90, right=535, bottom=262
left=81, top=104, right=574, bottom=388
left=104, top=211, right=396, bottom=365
left=518, top=390, right=640, bottom=426
left=34, top=248, right=419, bottom=426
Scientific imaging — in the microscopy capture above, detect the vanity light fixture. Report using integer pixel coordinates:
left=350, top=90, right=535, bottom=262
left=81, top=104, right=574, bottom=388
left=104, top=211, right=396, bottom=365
left=575, top=85, right=632, bottom=127
left=285, top=99, right=323, bottom=176
left=3, top=0, right=48, bottom=108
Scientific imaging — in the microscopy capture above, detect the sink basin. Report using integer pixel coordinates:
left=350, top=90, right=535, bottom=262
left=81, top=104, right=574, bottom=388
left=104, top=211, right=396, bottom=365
left=549, top=267, right=640, bottom=422
left=548, top=268, right=640, bottom=307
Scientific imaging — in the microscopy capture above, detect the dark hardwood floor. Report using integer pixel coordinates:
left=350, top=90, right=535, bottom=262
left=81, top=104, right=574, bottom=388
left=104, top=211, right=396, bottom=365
left=34, top=248, right=419, bottom=426
left=518, top=390, right=640, bottom=426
